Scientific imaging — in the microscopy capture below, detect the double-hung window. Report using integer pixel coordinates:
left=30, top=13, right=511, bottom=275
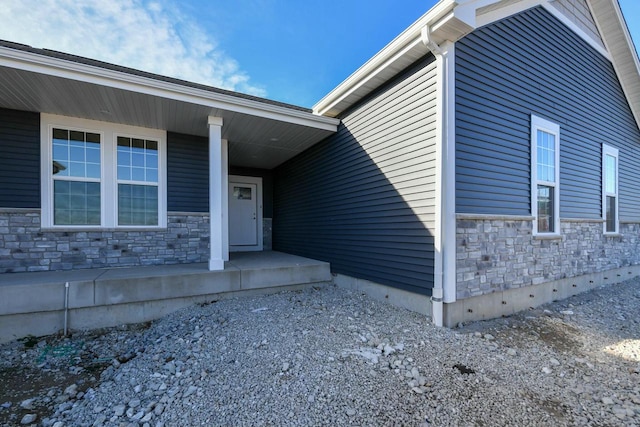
left=531, top=115, right=560, bottom=235
left=117, top=137, right=159, bottom=226
left=41, top=114, right=166, bottom=228
left=602, top=144, right=619, bottom=234
left=51, top=128, right=102, bottom=225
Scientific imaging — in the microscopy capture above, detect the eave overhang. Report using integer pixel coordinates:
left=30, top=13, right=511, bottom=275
left=0, top=42, right=339, bottom=169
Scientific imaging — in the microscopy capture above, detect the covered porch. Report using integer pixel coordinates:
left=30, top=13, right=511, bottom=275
left=0, top=40, right=339, bottom=273
left=0, top=251, right=331, bottom=343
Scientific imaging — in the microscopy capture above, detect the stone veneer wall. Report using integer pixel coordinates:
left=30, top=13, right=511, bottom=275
left=0, top=209, right=210, bottom=273
left=456, top=216, right=640, bottom=299
left=263, top=218, right=273, bottom=251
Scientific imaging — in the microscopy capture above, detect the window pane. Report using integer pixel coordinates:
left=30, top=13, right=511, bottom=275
left=86, top=163, right=101, bottom=179
left=53, top=144, right=68, bottom=161
left=118, top=166, right=131, bottom=181
left=605, top=154, right=616, bottom=194
left=52, top=128, right=100, bottom=179
left=132, top=167, right=145, bottom=181
left=86, top=147, right=100, bottom=163
left=69, top=130, right=84, bottom=142
left=69, top=162, right=85, bottom=177
left=118, top=184, right=158, bottom=226
left=132, top=153, right=144, bottom=167
left=53, top=128, right=68, bottom=141
left=146, top=168, right=158, bottom=182
left=70, top=146, right=85, bottom=162
left=118, top=147, right=131, bottom=166
left=116, top=136, right=159, bottom=184
left=54, top=181, right=100, bottom=225
left=146, top=152, right=158, bottom=169
left=537, top=185, right=554, bottom=233
left=606, top=196, right=616, bottom=232
left=536, top=130, right=555, bottom=183
left=86, top=133, right=100, bottom=144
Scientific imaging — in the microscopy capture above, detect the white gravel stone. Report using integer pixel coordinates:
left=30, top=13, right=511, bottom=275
left=1, top=281, right=639, bottom=427
left=114, top=404, right=126, bottom=416
left=20, top=413, right=37, bottom=424
left=20, top=398, right=35, bottom=410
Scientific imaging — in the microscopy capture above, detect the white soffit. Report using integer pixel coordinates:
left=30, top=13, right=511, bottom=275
left=0, top=45, right=338, bottom=132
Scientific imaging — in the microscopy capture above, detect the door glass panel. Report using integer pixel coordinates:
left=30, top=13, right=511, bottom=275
left=233, top=186, right=252, bottom=200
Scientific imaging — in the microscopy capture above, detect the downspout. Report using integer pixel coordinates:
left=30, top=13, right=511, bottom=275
left=422, top=26, right=457, bottom=327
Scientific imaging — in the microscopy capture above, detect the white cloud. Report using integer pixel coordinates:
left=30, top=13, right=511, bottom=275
left=0, top=0, right=267, bottom=97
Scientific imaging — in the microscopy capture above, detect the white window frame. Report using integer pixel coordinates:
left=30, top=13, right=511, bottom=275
left=41, top=114, right=167, bottom=229
left=531, top=114, right=560, bottom=236
left=602, top=144, right=619, bottom=235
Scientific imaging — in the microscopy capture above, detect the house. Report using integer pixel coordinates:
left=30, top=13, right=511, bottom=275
left=0, top=0, right=639, bottom=333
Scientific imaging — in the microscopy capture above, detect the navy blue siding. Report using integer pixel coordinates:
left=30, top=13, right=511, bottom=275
left=274, top=55, right=438, bottom=295
left=167, top=132, right=209, bottom=212
left=0, top=108, right=40, bottom=208
left=167, top=133, right=275, bottom=217
left=456, top=7, right=640, bottom=219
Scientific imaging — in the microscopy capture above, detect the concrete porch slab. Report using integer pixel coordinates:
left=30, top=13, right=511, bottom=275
left=0, top=251, right=331, bottom=343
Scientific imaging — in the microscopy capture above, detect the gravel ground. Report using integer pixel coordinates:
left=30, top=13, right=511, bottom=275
left=1, top=278, right=639, bottom=427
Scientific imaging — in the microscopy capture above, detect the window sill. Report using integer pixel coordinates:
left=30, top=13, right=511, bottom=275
left=603, top=232, right=622, bottom=237
left=533, top=233, right=562, bottom=240
left=41, top=227, right=167, bottom=232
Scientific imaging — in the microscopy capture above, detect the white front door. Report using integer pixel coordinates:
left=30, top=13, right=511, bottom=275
left=228, top=176, right=263, bottom=251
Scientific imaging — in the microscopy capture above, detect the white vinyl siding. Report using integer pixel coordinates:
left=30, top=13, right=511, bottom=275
left=531, top=115, right=560, bottom=235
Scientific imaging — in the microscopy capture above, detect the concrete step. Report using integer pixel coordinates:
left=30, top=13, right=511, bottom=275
left=0, top=251, right=331, bottom=343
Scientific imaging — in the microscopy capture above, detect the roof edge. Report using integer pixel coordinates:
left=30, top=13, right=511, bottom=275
left=313, top=0, right=640, bottom=127
left=0, top=40, right=339, bottom=131
left=313, top=0, right=463, bottom=117
left=587, top=0, right=640, bottom=130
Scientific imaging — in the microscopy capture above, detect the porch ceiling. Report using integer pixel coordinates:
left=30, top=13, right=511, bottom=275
left=0, top=42, right=338, bottom=170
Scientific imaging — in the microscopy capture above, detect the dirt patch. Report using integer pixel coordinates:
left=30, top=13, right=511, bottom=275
left=0, top=326, right=146, bottom=426
left=535, top=319, right=583, bottom=354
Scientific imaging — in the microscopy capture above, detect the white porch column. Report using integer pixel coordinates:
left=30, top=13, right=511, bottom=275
left=221, top=138, right=229, bottom=262
left=208, top=116, right=227, bottom=270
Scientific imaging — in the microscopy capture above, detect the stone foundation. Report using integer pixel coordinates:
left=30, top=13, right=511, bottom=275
left=456, top=215, right=640, bottom=299
left=0, top=209, right=210, bottom=273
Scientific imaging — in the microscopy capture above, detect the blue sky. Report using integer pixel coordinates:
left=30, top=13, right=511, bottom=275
left=0, top=0, right=638, bottom=108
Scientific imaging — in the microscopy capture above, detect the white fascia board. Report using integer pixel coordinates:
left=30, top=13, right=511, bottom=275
left=313, top=0, right=457, bottom=116
left=314, top=36, right=427, bottom=117
left=588, top=0, right=640, bottom=129
left=474, top=0, right=611, bottom=60
left=0, top=47, right=339, bottom=132
left=475, top=0, right=546, bottom=27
